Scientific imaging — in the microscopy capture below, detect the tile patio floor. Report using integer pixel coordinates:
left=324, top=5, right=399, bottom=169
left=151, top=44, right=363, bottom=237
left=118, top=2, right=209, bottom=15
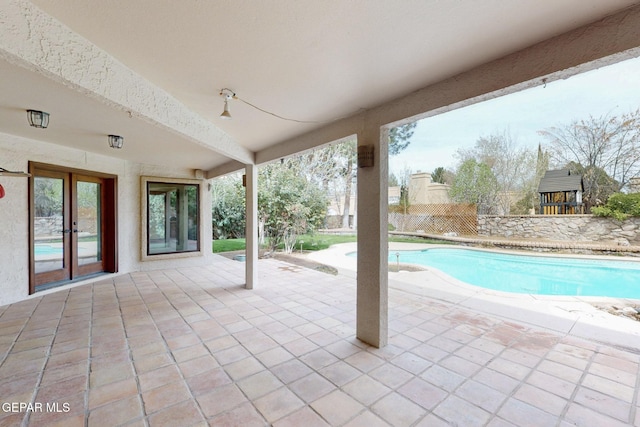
left=0, top=255, right=639, bottom=426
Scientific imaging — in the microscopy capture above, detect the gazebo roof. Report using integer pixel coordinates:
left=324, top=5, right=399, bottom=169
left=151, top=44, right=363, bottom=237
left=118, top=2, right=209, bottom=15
left=538, top=169, right=584, bottom=193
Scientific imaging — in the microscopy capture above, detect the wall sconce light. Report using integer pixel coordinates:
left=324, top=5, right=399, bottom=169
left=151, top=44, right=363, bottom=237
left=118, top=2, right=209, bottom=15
left=108, top=135, right=124, bottom=149
left=27, top=110, right=49, bottom=128
left=219, top=88, right=235, bottom=119
left=357, top=145, right=374, bottom=168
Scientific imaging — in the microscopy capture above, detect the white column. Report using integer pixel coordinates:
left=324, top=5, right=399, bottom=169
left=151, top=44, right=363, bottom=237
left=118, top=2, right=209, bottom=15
left=245, top=164, right=258, bottom=289
left=356, top=125, right=389, bottom=348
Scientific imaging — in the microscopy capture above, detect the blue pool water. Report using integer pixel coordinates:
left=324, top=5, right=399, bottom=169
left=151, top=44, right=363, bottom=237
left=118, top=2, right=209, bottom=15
left=358, top=248, right=640, bottom=298
left=35, top=245, right=90, bottom=256
left=34, top=245, right=63, bottom=256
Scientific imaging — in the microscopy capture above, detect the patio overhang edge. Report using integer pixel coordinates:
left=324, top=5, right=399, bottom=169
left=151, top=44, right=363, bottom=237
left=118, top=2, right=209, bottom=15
left=206, top=160, right=247, bottom=179
left=250, top=3, right=640, bottom=166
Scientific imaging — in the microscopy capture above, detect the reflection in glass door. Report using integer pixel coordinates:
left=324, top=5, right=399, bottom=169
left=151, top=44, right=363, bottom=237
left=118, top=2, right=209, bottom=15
left=74, top=177, right=103, bottom=276
left=77, top=181, right=101, bottom=265
left=31, top=164, right=117, bottom=292
left=33, top=172, right=70, bottom=282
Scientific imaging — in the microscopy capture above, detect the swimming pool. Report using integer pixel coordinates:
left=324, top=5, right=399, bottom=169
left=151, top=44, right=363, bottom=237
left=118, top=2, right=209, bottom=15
left=34, top=245, right=63, bottom=256
left=34, top=245, right=92, bottom=257
left=376, top=248, right=640, bottom=298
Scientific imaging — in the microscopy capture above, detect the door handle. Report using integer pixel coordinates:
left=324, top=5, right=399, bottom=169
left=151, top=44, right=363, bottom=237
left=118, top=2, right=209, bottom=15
left=60, top=229, right=72, bottom=234
left=73, top=229, right=79, bottom=233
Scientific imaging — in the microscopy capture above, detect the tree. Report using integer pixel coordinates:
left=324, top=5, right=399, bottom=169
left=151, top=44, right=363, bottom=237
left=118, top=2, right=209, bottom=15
left=456, top=130, right=536, bottom=214
left=389, top=122, right=417, bottom=155
left=301, top=122, right=416, bottom=229
left=431, top=167, right=446, bottom=184
left=211, top=175, right=246, bottom=239
left=540, top=110, right=640, bottom=209
left=259, top=161, right=328, bottom=253
left=431, top=166, right=455, bottom=185
left=449, top=159, right=499, bottom=214
left=567, top=161, right=619, bottom=208
left=34, top=177, right=63, bottom=217
left=300, top=140, right=356, bottom=228
left=513, top=144, right=550, bottom=214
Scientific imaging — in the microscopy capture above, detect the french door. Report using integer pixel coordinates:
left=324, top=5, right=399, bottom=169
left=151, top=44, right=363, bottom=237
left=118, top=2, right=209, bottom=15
left=29, top=163, right=117, bottom=292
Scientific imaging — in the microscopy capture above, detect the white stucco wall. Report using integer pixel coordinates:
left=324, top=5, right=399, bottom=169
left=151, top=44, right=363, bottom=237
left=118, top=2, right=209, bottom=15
left=0, top=132, right=214, bottom=306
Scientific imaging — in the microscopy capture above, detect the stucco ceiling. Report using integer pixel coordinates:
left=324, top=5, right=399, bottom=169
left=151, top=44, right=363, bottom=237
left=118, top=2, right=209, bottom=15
left=1, top=0, right=639, bottom=172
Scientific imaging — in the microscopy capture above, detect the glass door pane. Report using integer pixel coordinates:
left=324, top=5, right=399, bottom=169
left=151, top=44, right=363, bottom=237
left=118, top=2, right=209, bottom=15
left=31, top=164, right=116, bottom=293
left=76, top=181, right=102, bottom=265
left=33, top=176, right=66, bottom=274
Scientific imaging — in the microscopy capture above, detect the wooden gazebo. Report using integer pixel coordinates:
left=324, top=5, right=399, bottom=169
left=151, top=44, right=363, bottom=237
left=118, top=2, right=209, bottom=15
left=537, top=169, right=584, bottom=214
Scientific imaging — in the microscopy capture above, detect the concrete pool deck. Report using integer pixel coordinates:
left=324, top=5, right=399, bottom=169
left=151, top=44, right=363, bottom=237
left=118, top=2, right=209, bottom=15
left=308, top=242, right=640, bottom=353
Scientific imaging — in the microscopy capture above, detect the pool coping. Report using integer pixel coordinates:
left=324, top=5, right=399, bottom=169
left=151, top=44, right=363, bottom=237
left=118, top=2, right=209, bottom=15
left=307, top=242, right=640, bottom=352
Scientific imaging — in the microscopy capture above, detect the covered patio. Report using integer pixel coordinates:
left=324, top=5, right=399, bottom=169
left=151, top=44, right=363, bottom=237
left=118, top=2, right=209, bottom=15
left=2, top=1, right=640, bottom=425
left=2, top=0, right=640, bottom=346
left=1, top=256, right=639, bottom=426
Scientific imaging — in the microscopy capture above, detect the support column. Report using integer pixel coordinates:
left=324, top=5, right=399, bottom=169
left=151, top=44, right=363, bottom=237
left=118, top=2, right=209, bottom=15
left=245, top=164, right=258, bottom=289
left=356, top=124, right=389, bottom=348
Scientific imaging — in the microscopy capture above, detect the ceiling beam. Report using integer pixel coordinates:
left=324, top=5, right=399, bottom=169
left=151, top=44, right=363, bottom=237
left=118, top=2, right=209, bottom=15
left=367, top=3, right=640, bottom=128
left=0, top=0, right=254, bottom=165
left=255, top=4, right=640, bottom=164
left=206, top=160, right=246, bottom=179
left=255, top=115, right=361, bottom=165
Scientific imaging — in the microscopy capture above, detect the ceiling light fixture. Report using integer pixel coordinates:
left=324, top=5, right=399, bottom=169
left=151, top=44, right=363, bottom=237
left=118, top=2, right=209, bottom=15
left=217, top=88, right=360, bottom=124
left=219, top=88, right=235, bottom=119
left=27, top=110, right=50, bottom=128
left=108, top=135, right=124, bottom=149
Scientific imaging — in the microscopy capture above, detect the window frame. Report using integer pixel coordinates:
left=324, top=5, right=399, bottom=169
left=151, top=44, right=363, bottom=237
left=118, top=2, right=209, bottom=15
left=141, top=176, right=203, bottom=261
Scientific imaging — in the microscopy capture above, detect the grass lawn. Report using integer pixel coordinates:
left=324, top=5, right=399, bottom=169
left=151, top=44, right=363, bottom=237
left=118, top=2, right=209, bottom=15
left=212, top=234, right=449, bottom=253
left=212, top=238, right=246, bottom=253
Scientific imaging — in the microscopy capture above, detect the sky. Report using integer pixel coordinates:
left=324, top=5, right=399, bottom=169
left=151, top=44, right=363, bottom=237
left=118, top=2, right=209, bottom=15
left=389, top=56, right=640, bottom=177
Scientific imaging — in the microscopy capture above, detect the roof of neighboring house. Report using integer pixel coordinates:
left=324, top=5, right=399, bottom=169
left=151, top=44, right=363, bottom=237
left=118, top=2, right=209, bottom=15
left=538, top=169, right=584, bottom=193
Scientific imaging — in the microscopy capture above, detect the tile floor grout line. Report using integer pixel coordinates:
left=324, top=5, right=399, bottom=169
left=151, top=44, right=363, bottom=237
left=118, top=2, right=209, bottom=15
left=429, top=311, right=521, bottom=426
left=0, top=296, right=42, bottom=368
left=23, top=290, right=70, bottom=427
left=141, top=269, right=271, bottom=426
left=213, top=267, right=369, bottom=426
left=631, top=357, right=640, bottom=426
left=554, top=340, right=598, bottom=426
left=127, top=271, right=207, bottom=426
left=3, top=259, right=640, bottom=427
left=115, top=276, right=151, bottom=427
left=409, top=307, right=551, bottom=426
left=83, top=282, right=97, bottom=427
left=498, top=330, right=568, bottom=427
left=364, top=308, right=492, bottom=426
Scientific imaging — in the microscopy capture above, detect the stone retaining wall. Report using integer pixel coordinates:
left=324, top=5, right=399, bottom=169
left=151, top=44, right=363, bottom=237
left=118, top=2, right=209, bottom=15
left=478, top=215, right=640, bottom=246
left=35, top=216, right=98, bottom=238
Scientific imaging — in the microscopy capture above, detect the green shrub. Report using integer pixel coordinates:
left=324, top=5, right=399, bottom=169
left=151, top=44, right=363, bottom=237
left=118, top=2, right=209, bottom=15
left=591, top=193, right=640, bottom=221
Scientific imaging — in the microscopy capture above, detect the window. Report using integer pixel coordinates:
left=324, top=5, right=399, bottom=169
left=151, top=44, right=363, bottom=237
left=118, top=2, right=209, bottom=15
left=142, top=177, right=200, bottom=258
